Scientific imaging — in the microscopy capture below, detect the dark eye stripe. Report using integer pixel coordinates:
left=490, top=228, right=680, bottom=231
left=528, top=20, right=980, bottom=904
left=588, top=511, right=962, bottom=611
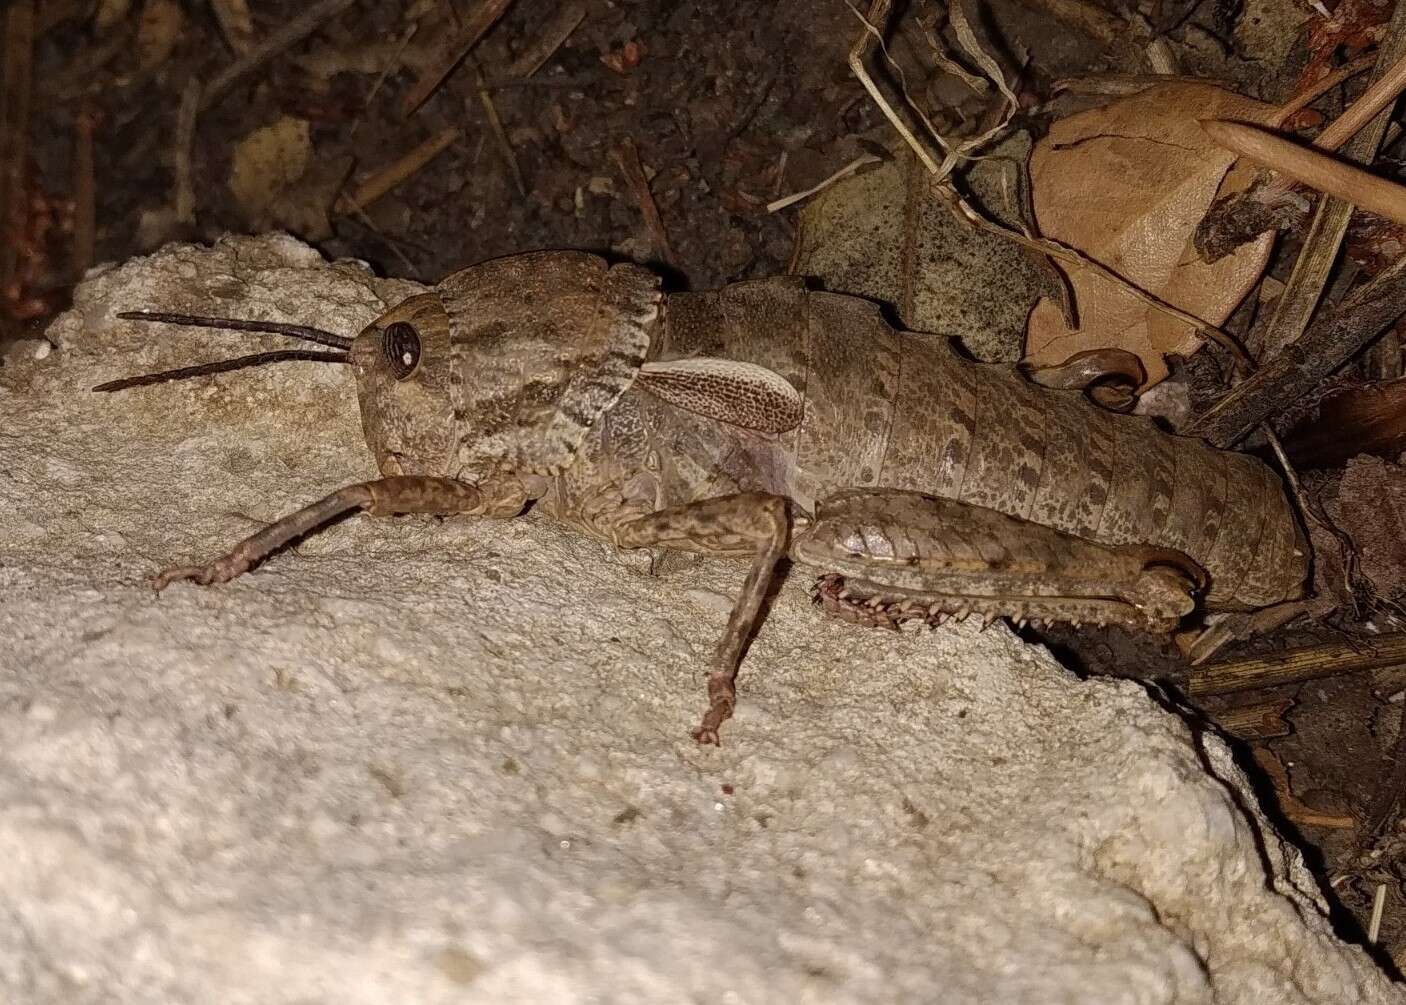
left=384, top=322, right=421, bottom=380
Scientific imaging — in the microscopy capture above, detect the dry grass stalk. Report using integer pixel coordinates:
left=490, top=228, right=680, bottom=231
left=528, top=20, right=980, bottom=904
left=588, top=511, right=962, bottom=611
left=335, top=127, right=462, bottom=215
left=474, top=67, right=525, bottom=198
left=201, top=0, right=357, bottom=111
left=505, top=0, right=586, bottom=78
left=402, top=0, right=517, bottom=116
left=1206, top=698, right=1294, bottom=740
left=173, top=80, right=200, bottom=224
left=612, top=137, right=676, bottom=267
left=1190, top=252, right=1406, bottom=446
left=210, top=0, right=255, bottom=55
left=1189, top=633, right=1406, bottom=697
left=1245, top=2, right=1406, bottom=363
left=1204, top=120, right=1406, bottom=226
left=766, top=154, right=881, bottom=213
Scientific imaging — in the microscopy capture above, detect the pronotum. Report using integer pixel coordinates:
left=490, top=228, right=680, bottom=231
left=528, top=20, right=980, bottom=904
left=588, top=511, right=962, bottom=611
left=100, top=251, right=1309, bottom=744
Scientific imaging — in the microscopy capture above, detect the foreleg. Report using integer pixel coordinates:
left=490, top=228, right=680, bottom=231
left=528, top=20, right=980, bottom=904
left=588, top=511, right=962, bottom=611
left=154, top=476, right=529, bottom=588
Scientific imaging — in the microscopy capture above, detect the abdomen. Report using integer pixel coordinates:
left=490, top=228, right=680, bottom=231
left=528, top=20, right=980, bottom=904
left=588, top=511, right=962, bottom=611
left=658, top=280, right=1307, bottom=609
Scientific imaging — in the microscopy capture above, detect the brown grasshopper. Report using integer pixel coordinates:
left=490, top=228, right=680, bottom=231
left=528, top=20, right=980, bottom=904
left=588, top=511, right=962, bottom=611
left=99, top=251, right=1308, bottom=744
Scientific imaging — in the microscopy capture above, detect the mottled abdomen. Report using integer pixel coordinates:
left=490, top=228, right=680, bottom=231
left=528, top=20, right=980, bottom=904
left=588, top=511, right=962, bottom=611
left=657, top=278, right=1306, bottom=610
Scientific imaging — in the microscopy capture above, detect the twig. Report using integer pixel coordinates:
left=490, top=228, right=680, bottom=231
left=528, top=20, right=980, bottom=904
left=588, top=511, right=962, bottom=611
left=210, top=0, right=255, bottom=55
left=612, top=137, right=676, bottom=267
left=1207, top=697, right=1294, bottom=740
left=1370, top=884, right=1388, bottom=942
left=1202, top=121, right=1406, bottom=227
left=200, top=0, right=357, bottom=111
left=1254, top=1, right=1406, bottom=361
left=1313, top=49, right=1406, bottom=153
left=71, top=102, right=96, bottom=282
left=402, top=0, right=516, bottom=116
left=344, top=206, right=418, bottom=275
left=1189, top=253, right=1406, bottom=446
left=335, top=127, right=461, bottom=215
left=1252, top=746, right=1357, bottom=830
left=767, top=153, right=881, bottom=213
left=0, top=0, right=34, bottom=327
left=1269, top=52, right=1379, bottom=126
left=474, top=67, right=525, bottom=198
left=1023, top=0, right=1125, bottom=44
left=173, top=79, right=200, bottom=224
left=1189, top=633, right=1406, bottom=697
left=505, top=0, right=585, bottom=78
left=358, top=21, right=419, bottom=129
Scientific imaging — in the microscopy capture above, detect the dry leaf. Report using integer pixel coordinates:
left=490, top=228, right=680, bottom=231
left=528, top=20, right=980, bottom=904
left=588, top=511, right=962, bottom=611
left=1025, top=81, right=1278, bottom=385
left=137, top=0, right=183, bottom=70
left=792, top=134, right=1062, bottom=362
left=228, top=116, right=313, bottom=222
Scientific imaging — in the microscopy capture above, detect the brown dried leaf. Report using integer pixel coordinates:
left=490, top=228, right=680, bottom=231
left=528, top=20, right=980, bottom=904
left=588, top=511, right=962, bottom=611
left=1025, top=81, right=1278, bottom=385
left=227, top=117, right=333, bottom=236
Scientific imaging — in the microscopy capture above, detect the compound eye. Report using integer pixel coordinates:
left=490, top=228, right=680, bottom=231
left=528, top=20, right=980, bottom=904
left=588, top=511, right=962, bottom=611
left=383, top=321, right=421, bottom=380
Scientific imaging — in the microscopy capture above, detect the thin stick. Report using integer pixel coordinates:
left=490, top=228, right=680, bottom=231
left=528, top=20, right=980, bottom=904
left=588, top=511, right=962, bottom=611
left=335, top=127, right=461, bottom=214
left=173, top=79, right=200, bottom=224
left=475, top=66, right=525, bottom=197
left=1370, top=884, right=1388, bottom=943
left=1023, top=0, right=1124, bottom=44
left=613, top=137, right=676, bottom=267
left=1190, top=253, right=1406, bottom=445
left=1313, top=50, right=1406, bottom=153
left=201, top=0, right=357, bottom=111
left=767, top=153, right=881, bottom=212
left=1268, top=52, right=1379, bottom=127
left=1189, top=633, right=1406, bottom=697
left=505, top=0, right=585, bottom=78
left=402, top=0, right=516, bottom=116
left=1251, top=0, right=1406, bottom=362
left=1202, top=121, right=1406, bottom=227
left=1206, top=698, right=1293, bottom=740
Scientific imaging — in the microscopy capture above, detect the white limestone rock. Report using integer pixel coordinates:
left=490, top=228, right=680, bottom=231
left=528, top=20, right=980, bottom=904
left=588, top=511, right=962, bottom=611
left=0, top=235, right=1397, bottom=1003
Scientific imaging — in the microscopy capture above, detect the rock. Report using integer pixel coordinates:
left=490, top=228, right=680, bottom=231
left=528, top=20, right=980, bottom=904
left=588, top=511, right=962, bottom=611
left=0, top=235, right=1396, bottom=1003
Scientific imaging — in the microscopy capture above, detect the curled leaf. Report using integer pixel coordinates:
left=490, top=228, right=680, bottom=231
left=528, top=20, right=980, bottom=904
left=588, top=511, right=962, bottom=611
left=1025, top=81, right=1278, bottom=386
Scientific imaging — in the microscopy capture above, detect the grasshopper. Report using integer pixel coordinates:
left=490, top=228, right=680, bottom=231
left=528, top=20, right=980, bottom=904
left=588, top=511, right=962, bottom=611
left=100, top=251, right=1308, bottom=744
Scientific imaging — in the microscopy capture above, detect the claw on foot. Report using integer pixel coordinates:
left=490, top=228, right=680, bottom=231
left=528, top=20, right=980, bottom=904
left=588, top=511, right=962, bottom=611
left=693, top=681, right=735, bottom=746
left=152, top=556, right=249, bottom=590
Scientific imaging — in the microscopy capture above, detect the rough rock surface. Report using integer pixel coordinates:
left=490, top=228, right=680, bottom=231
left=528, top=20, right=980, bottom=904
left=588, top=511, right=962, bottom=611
left=0, top=235, right=1399, bottom=1003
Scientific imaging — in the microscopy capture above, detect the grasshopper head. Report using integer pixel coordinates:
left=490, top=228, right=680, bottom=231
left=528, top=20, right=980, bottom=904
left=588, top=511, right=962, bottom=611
left=350, top=291, right=458, bottom=477
left=404, top=251, right=662, bottom=480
